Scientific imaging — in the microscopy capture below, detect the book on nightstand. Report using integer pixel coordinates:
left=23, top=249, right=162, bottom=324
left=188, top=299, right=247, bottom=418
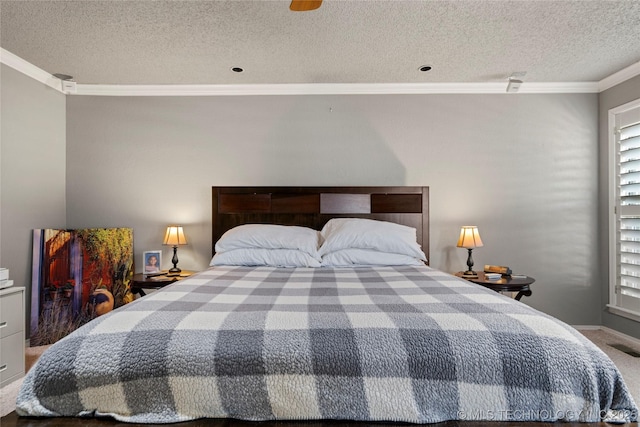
left=0, top=268, right=12, bottom=289
left=484, top=265, right=512, bottom=275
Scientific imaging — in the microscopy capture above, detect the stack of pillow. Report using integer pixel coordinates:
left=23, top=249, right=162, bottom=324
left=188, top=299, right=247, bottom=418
left=211, top=224, right=322, bottom=267
left=210, top=218, right=427, bottom=268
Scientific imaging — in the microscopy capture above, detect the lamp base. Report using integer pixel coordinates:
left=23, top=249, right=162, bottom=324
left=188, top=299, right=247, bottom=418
left=169, top=245, right=181, bottom=274
left=462, top=248, right=478, bottom=278
left=461, top=270, right=478, bottom=279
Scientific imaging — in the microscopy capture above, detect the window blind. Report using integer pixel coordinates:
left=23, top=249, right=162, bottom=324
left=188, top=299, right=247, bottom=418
left=616, top=120, right=640, bottom=313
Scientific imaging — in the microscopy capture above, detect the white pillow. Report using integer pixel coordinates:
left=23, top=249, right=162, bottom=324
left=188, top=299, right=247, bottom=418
left=215, top=224, right=320, bottom=259
left=321, top=248, right=425, bottom=267
left=319, top=218, right=426, bottom=261
left=210, top=248, right=321, bottom=268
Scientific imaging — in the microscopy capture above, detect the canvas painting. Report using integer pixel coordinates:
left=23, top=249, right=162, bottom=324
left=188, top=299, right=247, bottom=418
left=30, top=228, right=135, bottom=346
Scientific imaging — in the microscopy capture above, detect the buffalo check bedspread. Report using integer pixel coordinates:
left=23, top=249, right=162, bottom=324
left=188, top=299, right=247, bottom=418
left=17, top=266, right=638, bottom=424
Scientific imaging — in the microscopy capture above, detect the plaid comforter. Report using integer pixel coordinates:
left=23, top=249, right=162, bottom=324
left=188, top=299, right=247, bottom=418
left=17, top=266, right=638, bottom=424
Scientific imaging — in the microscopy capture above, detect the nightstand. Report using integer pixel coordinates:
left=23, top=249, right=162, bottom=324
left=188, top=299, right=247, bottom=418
left=131, top=271, right=194, bottom=296
left=1, top=286, right=25, bottom=387
left=455, top=271, right=534, bottom=300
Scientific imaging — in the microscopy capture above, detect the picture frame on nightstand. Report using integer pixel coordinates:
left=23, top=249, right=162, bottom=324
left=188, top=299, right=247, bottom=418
left=143, top=251, right=162, bottom=275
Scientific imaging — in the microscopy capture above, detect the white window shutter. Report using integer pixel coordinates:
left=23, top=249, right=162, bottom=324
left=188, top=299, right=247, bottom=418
left=615, top=117, right=640, bottom=316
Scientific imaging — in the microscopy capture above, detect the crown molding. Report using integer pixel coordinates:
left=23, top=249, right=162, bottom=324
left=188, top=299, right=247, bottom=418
left=0, top=48, right=619, bottom=96
left=0, top=48, right=64, bottom=93
left=75, top=81, right=599, bottom=96
left=598, top=60, right=640, bottom=92
left=510, top=82, right=599, bottom=94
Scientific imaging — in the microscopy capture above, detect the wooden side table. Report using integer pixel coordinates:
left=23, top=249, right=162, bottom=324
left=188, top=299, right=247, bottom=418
left=455, top=271, right=534, bottom=300
left=131, top=270, right=194, bottom=296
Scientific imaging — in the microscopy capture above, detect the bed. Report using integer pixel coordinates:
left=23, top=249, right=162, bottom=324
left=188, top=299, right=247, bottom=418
left=15, top=186, right=638, bottom=425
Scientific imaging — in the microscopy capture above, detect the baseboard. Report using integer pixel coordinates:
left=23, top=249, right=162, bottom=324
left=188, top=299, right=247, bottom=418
left=572, top=325, right=600, bottom=331
left=573, top=325, right=640, bottom=347
left=600, top=326, right=640, bottom=347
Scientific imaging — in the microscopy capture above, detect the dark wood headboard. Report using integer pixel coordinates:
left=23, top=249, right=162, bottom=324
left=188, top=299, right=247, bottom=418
left=212, top=186, right=429, bottom=264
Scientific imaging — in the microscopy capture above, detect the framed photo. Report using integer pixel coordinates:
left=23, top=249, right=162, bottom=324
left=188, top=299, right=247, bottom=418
left=143, top=251, right=162, bottom=275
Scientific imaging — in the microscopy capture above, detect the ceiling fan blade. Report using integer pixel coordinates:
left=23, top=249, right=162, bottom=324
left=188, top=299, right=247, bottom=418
left=290, top=0, right=322, bottom=12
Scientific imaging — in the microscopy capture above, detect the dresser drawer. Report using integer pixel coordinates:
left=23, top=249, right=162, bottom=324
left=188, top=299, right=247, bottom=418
left=0, top=290, right=24, bottom=338
left=0, top=292, right=24, bottom=338
left=0, top=332, right=25, bottom=387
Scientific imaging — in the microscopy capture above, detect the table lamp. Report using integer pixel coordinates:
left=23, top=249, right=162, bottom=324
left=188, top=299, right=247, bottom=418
left=457, top=226, right=483, bottom=278
left=163, top=226, right=187, bottom=273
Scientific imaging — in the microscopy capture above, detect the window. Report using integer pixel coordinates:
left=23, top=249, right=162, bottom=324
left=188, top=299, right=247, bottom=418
left=609, top=98, right=640, bottom=322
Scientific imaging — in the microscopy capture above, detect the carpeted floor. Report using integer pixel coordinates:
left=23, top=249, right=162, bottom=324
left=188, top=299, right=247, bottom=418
left=1, top=329, right=638, bottom=418
left=578, top=328, right=640, bottom=404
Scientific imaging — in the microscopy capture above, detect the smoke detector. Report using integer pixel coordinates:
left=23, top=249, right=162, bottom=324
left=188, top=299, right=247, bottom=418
left=53, top=73, right=77, bottom=94
left=506, top=72, right=526, bottom=93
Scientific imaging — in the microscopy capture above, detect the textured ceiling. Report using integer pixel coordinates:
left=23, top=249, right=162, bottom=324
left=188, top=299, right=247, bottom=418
left=1, top=0, right=640, bottom=86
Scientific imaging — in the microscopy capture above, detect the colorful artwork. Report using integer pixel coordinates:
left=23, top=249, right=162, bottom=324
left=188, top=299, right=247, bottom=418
left=30, top=228, right=135, bottom=346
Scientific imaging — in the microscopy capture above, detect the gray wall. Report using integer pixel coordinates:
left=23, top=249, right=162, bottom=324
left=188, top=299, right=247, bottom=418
left=66, top=93, right=600, bottom=325
left=0, top=64, right=67, bottom=329
left=599, top=74, right=640, bottom=339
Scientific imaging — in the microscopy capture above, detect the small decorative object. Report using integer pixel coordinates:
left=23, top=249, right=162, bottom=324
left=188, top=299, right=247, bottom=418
left=143, top=251, right=162, bottom=275
left=163, top=226, right=187, bottom=273
left=457, top=226, right=483, bottom=278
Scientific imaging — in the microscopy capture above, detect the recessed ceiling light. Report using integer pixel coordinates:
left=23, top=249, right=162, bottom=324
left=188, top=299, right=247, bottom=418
left=231, top=67, right=244, bottom=73
left=418, top=65, right=432, bottom=72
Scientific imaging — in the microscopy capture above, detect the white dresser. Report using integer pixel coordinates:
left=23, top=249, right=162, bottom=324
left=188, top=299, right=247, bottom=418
left=0, top=286, right=25, bottom=387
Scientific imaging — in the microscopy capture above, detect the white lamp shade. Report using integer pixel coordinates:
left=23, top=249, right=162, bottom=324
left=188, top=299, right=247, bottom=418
left=163, top=226, right=187, bottom=246
left=457, top=226, right=483, bottom=249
